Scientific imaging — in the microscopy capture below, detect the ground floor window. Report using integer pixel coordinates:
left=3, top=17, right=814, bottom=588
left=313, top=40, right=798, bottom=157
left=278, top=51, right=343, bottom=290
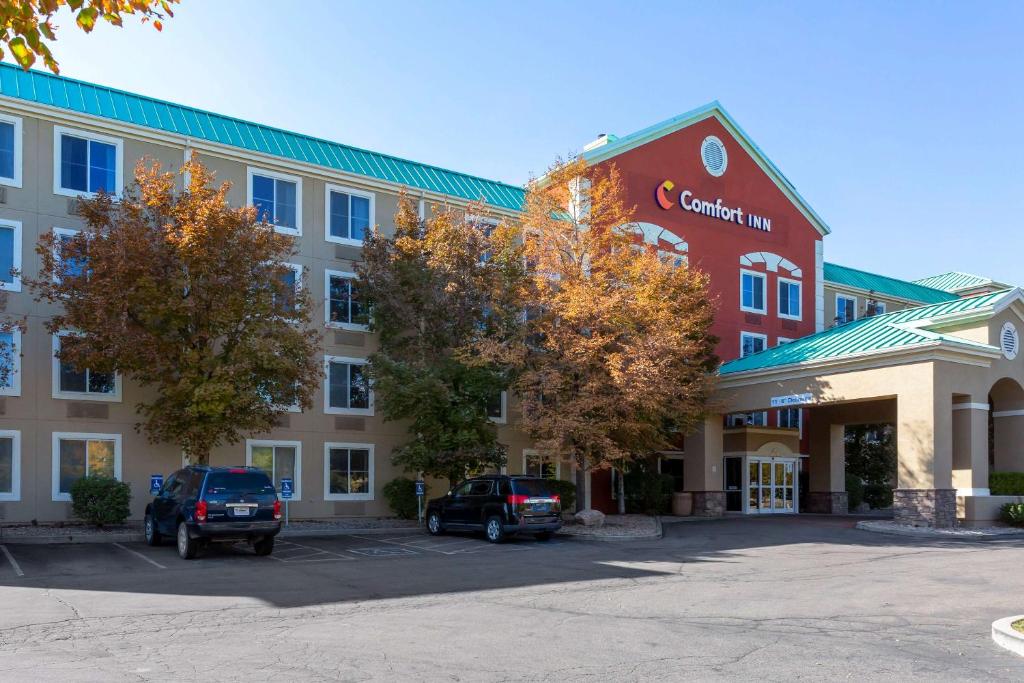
left=324, top=442, right=373, bottom=500
left=51, top=432, right=121, bottom=501
left=523, top=450, right=558, bottom=479
left=247, top=440, right=300, bottom=500
left=0, top=430, right=19, bottom=501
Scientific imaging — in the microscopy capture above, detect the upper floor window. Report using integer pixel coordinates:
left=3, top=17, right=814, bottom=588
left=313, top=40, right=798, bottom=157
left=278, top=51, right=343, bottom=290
left=740, top=331, right=767, bottom=358
left=0, top=329, right=21, bottom=397
left=52, top=334, right=121, bottom=401
left=326, top=184, right=373, bottom=245
left=0, top=114, right=22, bottom=187
left=272, top=263, right=302, bottom=314
left=487, top=390, right=507, bottom=424
left=325, top=356, right=372, bottom=415
left=778, top=278, right=801, bottom=320
left=865, top=299, right=887, bottom=317
left=53, top=227, right=87, bottom=282
left=0, top=219, right=21, bottom=292
left=836, top=295, right=857, bottom=325
left=778, top=408, right=801, bottom=431
left=54, top=126, right=122, bottom=197
left=248, top=168, right=301, bottom=236
left=325, top=269, right=366, bottom=330
left=740, top=270, right=766, bottom=314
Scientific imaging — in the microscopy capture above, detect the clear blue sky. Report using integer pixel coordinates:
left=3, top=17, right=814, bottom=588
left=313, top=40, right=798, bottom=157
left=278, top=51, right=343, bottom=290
left=42, top=0, right=1023, bottom=285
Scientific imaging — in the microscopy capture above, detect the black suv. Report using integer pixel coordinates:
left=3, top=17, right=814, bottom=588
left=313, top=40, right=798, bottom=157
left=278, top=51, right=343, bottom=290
left=144, top=466, right=282, bottom=559
left=425, top=476, right=562, bottom=543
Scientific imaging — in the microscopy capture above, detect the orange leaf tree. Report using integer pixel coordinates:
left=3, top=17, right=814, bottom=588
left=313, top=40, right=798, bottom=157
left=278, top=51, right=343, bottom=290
left=504, top=158, right=719, bottom=512
left=27, top=156, right=321, bottom=464
left=0, top=0, right=176, bottom=73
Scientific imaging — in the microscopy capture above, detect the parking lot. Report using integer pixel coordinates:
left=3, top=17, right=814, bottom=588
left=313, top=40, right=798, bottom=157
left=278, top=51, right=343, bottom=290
left=2, top=517, right=1023, bottom=681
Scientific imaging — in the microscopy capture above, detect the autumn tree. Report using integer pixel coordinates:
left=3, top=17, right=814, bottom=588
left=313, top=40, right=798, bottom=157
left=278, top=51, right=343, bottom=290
left=27, top=155, right=321, bottom=464
left=498, top=158, right=719, bottom=513
left=0, top=0, right=176, bottom=73
left=357, top=197, right=524, bottom=485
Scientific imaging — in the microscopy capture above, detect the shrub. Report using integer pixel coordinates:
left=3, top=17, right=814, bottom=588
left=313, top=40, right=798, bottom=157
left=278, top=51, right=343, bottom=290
left=990, top=472, right=1024, bottom=496
left=382, top=477, right=425, bottom=520
left=1000, top=503, right=1024, bottom=527
left=845, top=474, right=865, bottom=510
left=863, top=483, right=893, bottom=509
left=70, top=476, right=131, bottom=527
left=624, top=462, right=674, bottom=515
left=545, top=478, right=577, bottom=512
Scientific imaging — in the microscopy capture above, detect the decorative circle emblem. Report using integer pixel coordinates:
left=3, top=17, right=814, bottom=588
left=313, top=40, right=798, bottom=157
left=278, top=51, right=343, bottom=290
left=1001, top=321, right=1019, bottom=360
left=701, top=136, right=728, bottom=177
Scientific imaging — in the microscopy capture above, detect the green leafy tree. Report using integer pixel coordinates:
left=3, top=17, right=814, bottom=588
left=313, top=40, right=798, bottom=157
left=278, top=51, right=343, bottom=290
left=357, top=197, right=524, bottom=485
left=0, top=0, right=177, bottom=73
left=845, top=424, right=897, bottom=508
left=27, top=156, right=322, bottom=464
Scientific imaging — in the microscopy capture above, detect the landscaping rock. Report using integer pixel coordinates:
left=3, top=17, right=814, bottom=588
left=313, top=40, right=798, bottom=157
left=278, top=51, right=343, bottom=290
left=574, top=509, right=606, bottom=527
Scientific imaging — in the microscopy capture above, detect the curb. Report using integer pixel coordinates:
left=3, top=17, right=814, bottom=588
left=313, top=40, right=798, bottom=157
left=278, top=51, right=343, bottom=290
left=557, top=516, right=663, bottom=543
left=0, top=526, right=424, bottom=544
left=855, top=520, right=1024, bottom=539
left=992, top=616, right=1024, bottom=658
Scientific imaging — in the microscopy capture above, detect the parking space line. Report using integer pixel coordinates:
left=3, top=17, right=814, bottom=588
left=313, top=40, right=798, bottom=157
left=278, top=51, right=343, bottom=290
left=0, top=544, right=24, bottom=577
left=271, top=540, right=355, bottom=563
left=112, top=543, right=166, bottom=570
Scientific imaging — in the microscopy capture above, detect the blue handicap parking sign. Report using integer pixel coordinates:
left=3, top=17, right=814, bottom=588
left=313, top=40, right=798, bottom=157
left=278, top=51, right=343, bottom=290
left=415, top=480, right=425, bottom=496
left=280, top=478, right=294, bottom=500
left=150, top=474, right=163, bottom=495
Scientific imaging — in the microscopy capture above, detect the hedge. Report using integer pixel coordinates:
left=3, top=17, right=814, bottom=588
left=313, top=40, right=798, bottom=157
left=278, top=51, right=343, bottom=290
left=990, top=472, right=1024, bottom=496
left=70, top=476, right=132, bottom=527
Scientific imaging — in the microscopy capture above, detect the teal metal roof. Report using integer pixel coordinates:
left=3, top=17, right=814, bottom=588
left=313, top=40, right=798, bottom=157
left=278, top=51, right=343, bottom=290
left=721, top=291, right=1009, bottom=375
left=824, top=262, right=958, bottom=305
left=913, top=271, right=1003, bottom=293
left=0, top=63, right=527, bottom=211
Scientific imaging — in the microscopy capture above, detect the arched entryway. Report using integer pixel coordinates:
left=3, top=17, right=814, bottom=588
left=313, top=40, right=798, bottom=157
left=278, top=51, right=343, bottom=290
left=989, top=377, right=1024, bottom=473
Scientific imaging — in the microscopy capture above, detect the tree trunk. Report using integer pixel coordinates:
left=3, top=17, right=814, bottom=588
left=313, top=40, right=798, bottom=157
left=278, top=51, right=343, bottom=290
left=617, top=466, right=626, bottom=515
left=574, top=465, right=586, bottom=513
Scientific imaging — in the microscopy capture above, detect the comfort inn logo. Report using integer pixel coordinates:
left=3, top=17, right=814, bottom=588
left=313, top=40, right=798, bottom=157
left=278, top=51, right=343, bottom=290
left=655, top=179, right=773, bottom=232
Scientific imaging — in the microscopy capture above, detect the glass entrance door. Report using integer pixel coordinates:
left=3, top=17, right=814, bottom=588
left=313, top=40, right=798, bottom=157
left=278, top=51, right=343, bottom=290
left=746, top=458, right=797, bottom=514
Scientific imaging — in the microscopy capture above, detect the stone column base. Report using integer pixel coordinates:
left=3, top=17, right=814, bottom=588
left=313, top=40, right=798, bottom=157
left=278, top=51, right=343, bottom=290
left=893, top=489, right=957, bottom=528
left=692, top=491, right=725, bottom=517
left=804, top=491, right=849, bottom=515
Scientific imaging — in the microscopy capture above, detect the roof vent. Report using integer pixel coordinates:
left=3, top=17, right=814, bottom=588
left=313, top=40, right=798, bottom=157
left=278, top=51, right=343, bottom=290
left=1000, top=321, right=1019, bottom=360
left=701, top=136, right=728, bottom=177
left=583, top=133, right=618, bottom=152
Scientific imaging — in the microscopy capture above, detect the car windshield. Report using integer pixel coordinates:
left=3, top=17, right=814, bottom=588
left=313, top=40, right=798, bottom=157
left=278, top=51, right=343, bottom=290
left=511, top=479, right=553, bottom=497
left=204, top=472, right=275, bottom=495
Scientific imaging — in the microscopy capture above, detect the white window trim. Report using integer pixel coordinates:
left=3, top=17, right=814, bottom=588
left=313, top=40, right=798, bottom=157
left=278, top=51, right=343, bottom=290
left=777, top=407, right=803, bottom=437
left=246, top=439, right=302, bottom=501
left=324, top=183, right=375, bottom=246
left=0, top=218, right=22, bottom=293
left=323, top=441, right=375, bottom=501
left=873, top=301, right=887, bottom=315
left=51, top=431, right=122, bottom=502
left=247, top=166, right=303, bottom=237
left=324, top=269, right=367, bottom=331
left=52, top=226, right=82, bottom=284
left=51, top=333, right=122, bottom=402
left=0, top=113, right=23, bottom=188
left=836, top=293, right=857, bottom=324
left=522, top=448, right=560, bottom=479
left=0, top=429, right=21, bottom=501
left=52, top=125, right=124, bottom=198
left=488, top=390, right=508, bottom=425
left=324, top=355, right=373, bottom=416
left=0, top=328, right=22, bottom=397
left=740, top=331, right=768, bottom=358
left=776, top=337, right=795, bottom=346
left=739, top=268, right=767, bottom=314
left=777, top=276, right=802, bottom=321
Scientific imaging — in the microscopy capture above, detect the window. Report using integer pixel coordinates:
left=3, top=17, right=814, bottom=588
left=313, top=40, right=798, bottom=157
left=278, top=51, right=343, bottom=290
left=740, top=332, right=767, bottom=358
left=835, top=295, right=857, bottom=325
left=247, top=440, right=301, bottom=500
left=325, top=270, right=366, bottom=330
left=53, top=227, right=87, bottom=281
left=523, top=450, right=558, bottom=479
left=740, top=269, right=766, bottom=314
left=866, top=299, right=887, bottom=317
left=248, top=168, right=301, bottom=235
left=467, top=214, right=499, bottom=263
left=0, top=114, right=22, bottom=187
left=727, top=412, right=766, bottom=428
left=0, top=219, right=21, bottom=293
left=778, top=278, right=801, bottom=320
left=325, top=356, right=372, bottom=415
left=0, top=329, right=21, bottom=397
left=273, top=262, right=302, bottom=313
left=325, top=184, right=373, bottom=245
left=53, top=126, right=122, bottom=197
left=778, top=408, right=801, bottom=431
left=776, top=337, right=794, bottom=346
left=51, top=432, right=121, bottom=501
left=52, top=334, right=120, bottom=401
left=0, top=430, right=20, bottom=501
left=324, top=442, right=373, bottom=500
left=487, top=390, right=507, bottom=424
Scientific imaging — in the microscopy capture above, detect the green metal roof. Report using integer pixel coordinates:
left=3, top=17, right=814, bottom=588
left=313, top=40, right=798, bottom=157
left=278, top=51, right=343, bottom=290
left=0, top=63, right=527, bottom=211
left=720, top=290, right=1010, bottom=375
left=824, top=262, right=958, bottom=305
left=913, top=271, right=1004, bottom=293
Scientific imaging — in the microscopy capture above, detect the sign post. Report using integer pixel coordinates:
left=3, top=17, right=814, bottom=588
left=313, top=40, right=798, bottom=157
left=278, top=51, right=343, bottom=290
left=280, top=477, right=293, bottom=526
left=149, top=474, right=163, bottom=495
left=415, top=479, right=425, bottom=525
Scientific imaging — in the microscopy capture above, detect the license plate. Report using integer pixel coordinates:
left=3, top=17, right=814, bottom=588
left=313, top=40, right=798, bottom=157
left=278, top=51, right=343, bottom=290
left=231, top=506, right=251, bottom=517
left=531, top=504, right=550, bottom=513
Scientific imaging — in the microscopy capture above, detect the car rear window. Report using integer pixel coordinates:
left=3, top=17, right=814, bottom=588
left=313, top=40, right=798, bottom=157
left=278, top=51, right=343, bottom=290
left=203, top=472, right=275, bottom=495
left=511, top=479, right=553, bottom=497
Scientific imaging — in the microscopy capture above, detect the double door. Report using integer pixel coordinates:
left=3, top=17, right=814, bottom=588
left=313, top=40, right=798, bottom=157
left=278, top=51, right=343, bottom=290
left=747, top=458, right=797, bottom=514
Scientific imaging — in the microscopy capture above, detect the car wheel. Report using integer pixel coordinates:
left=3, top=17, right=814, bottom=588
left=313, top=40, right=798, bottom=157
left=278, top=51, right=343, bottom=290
left=535, top=532, right=553, bottom=542
left=485, top=515, right=505, bottom=544
left=427, top=511, right=444, bottom=536
left=253, top=535, right=275, bottom=556
left=144, top=513, right=161, bottom=546
left=176, top=521, right=199, bottom=560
